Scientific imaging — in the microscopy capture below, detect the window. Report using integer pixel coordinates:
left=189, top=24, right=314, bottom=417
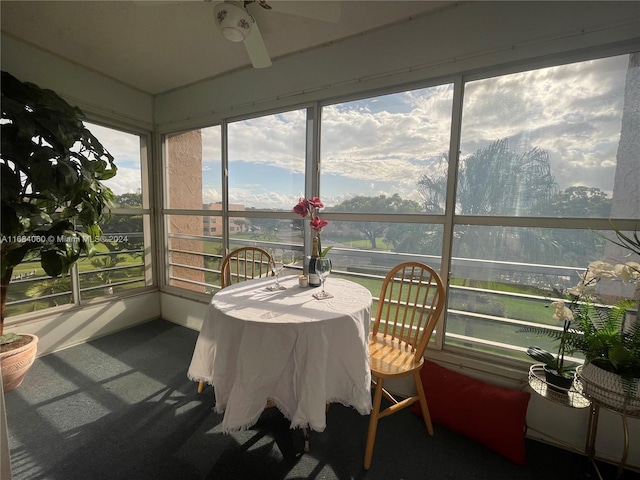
left=162, top=51, right=639, bottom=370
left=228, top=110, right=306, bottom=210
left=458, top=55, right=632, bottom=218
left=321, top=85, right=453, bottom=211
left=5, top=123, right=151, bottom=319
left=316, top=85, right=453, bottom=294
left=450, top=53, right=639, bottom=361
left=165, top=127, right=223, bottom=293
left=78, top=124, right=150, bottom=300
left=164, top=111, right=307, bottom=292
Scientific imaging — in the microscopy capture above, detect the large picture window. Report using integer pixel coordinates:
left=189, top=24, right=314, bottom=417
left=450, top=53, right=639, bottom=360
left=5, top=123, right=151, bottom=319
left=320, top=85, right=454, bottom=211
left=228, top=110, right=306, bottom=210
left=162, top=51, right=639, bottom=369
left=165, top=111, right=308, bottom=292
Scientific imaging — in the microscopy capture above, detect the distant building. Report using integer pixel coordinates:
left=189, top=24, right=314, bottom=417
left=203, top=202, right=246, bottom=235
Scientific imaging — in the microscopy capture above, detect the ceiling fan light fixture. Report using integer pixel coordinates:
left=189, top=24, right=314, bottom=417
left=214, top=2, right=253, bottom=43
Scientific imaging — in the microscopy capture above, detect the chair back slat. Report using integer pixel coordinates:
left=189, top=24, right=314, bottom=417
left=221, top=247, right=272, bottom=288
left=372, top=261, right=446, bottom=361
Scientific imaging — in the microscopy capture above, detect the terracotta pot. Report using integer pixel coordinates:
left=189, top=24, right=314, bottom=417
left=579, top=362, right=640, bottom=412
left=1, top=334, right=38, bottom=392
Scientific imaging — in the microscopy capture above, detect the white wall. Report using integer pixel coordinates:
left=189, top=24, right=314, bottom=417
left=0, top=35, right=153, bottom=130
left=3, top=293, right=161, bottom=357
left=160, top=292, right=209, bottom=332
left=155, top=1, right=640, bottom=131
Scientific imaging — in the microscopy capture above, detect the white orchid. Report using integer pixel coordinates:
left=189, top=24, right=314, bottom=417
left=550, top=300, right=573, bottom=322
left=566, top=279, right=595, bottom=297
left=613, top=261, right=640, bottom=284
left=567, top=267, right=599, bottom=297
left=568, top=260, right=639, bottom=296
left=588, top=260, right=617, bottom=279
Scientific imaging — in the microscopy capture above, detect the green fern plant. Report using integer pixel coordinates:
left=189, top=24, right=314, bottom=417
left=520, top=299, right=640, bottom=382
left=577, top=300, right=639, bottom=377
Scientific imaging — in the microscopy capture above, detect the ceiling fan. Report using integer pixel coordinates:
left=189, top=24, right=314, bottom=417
left=213, top=1, right=341, bottom=69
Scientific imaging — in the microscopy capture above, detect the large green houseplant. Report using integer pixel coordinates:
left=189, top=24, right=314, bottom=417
left=1, top=71, right=116, bottom=390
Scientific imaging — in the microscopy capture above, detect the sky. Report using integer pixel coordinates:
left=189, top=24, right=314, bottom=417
left=88, top=52, right=634, bottom=212
left=86, top=123, right=142, bottom=197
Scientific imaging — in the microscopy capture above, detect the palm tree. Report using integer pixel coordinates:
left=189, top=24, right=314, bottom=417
left=417, top=138, right=557, bottom=262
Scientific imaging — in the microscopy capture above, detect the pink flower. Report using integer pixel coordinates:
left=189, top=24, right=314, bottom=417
left=308, top=197, right=323, bottom=210
left=310, top=215, right=328, bottom=231
left=294, top=197, right=329, bottom=235
left=293, top=198, right=310, bottom=217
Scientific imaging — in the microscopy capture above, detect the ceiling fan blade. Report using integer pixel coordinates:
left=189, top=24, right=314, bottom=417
left=133, top=1, right=194, bottom=6
left=266, top=1, right=341, bottom=23
left=244, top=21, right=272, bottom=68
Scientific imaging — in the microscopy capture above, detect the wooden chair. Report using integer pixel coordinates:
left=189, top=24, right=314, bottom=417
left=364, top=261, right=446, bottom=470
left=197, top=246, right=272, bottom=394
left=220, top=246, right=273, bottom=289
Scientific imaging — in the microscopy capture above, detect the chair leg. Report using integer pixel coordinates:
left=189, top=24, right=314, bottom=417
left=197, top=381, right=205, bottom=394
left=302, top=427, right=310, bottom=452
left=414, top=370, right=434, bottom=435
left=364, top=378, right=385, bottom=470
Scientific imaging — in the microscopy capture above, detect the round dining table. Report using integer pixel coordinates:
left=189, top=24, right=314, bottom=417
left=187, top=274, right=373, bottom=433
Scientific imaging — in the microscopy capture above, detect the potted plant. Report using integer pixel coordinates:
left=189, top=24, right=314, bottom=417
left=571, top=298, right=639, bottom=410
left=521, top=300, right=577, bottom=393
left=293, top=197, right=332, bottom=288
left=522, top=260, right=640, bottom=410
left=1, top=71, right=117, bottom=391
left=293, top=196, right=333, bottom=257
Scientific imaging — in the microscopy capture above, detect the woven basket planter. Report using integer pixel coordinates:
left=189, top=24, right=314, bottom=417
left=1, top=334, right=38, bottom=392
left=579, top=362, right=640, bottom=413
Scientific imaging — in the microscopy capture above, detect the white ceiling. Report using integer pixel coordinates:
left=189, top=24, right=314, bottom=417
left=1, top=1, right=450, bottom=96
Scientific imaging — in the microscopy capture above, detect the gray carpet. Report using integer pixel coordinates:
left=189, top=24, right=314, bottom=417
left=4, top=319, right=630, bottom=480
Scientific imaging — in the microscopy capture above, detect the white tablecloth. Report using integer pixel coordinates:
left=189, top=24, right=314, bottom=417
left=187, top=275, right=373, bottom=433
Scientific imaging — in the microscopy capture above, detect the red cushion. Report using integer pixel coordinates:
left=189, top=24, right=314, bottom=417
left=412, top=360, right=531, bottom=465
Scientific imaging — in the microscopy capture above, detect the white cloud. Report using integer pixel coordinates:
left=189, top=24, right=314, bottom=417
left=461, top=55, right=629, bottom=194
left=103, top=167, right=141, bottom=196
left=92, top=54, right=634, bottom=211
left=228, top=110, right=307, bottom=173
left=84, top=122, right=142, bottom=195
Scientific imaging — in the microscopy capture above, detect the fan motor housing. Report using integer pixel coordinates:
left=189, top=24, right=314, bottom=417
left=214, top=2, right=253, bottom=42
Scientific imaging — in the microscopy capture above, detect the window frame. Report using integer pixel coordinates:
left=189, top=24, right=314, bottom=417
left=3, top=119, right=155, bottom=327
left=158, top=44, right=639, bottom=370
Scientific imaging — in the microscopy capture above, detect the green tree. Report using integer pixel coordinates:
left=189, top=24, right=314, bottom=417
left=384, top=224, right=443, bottom=256
left=540, top=186, right=611, bottom=217
left=456, top=139, right=555, bottom=216
left=417, top=139, right=558, bottom=262
left=100, top=192, right=143, bottom=251
left=331, top=194, right=422, bottom=249
left=536, top=186, right=612, bottom=263
left=113, top=192, right=142, bottom=209
left=232, top=218, right=247, bottom=234
left=246, top=217, right=280, bottom=239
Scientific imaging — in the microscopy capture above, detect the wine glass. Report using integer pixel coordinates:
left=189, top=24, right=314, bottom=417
left=283, top=250, right=296, bottom=273
left=267, top=250, right=285, bottom=291
left=313, top=257, right=333, bottom=299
